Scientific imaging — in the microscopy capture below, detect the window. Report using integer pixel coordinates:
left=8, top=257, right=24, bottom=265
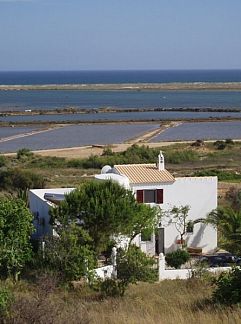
left=136, top=189, right=163, bottom=204
left=144, top=190, right=156, bottom=203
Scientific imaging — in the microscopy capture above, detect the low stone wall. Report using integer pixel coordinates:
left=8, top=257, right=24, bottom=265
left=158, top=253, right=231, bottom=280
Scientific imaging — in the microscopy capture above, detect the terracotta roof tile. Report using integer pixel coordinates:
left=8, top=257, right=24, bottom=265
left=114, top=164, right=175, bottom=184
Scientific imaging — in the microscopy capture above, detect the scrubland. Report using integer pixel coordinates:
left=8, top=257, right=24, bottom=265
left=1, top=277, right=240, bottom=324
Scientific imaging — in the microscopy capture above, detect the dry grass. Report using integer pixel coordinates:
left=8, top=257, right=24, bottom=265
left=6, top=279, right=241, bottom=324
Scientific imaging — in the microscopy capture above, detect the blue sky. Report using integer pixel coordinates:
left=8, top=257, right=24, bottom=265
left=0, top=0, right=241, bottom=71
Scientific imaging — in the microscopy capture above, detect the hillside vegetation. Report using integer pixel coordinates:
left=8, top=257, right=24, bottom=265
left=1, top=140, right=241, bottom=190
left=1, top=278, right=241, bottom=323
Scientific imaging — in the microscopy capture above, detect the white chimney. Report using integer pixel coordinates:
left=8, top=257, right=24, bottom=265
left=157, top=151, right=165, bottom=171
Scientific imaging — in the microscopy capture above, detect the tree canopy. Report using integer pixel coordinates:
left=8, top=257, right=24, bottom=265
left=50, top=180, right=159, bottom=254
left=0, top=197, right=34, bottom=279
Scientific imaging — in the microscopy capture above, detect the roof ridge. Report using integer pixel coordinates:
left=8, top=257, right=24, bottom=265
left=114, top=163, right=155, bottom=167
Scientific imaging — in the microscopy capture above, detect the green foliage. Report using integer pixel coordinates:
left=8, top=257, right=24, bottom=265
left=165, top=150, right=199, bottom=164
left=0, top=169, right=46, bottom=191
left=28, top=156, right=67, bottom=169
left=206, top=207, right=241, bottom=255
left=213, top=139, right=234, bottom=150
left=167, top=205, right=191, bottom=248
left=102, top=146, right=114, bottom=156
left=17, top=189, right=29, bottom=206
left=225, top=138, right=234, bottom=145
left=165, top=249, right=190, bottom=269
left=0, top=156, right=6, bottom=168
left=17, top=148, right=33, bottom=160
left=66, top=159, right=83, bottom=168
left=51, top=180, right=158, bottom=254
left=43, top=225, right=96, bottom=281
left=0, top=198, right=34, bottom=279
left=99, top=278, right=126, bottom=298
left=0, top=287, right=13, bottom=316
left=70, top=145, right=161, bottom=169
left=212, top=267, right=241, bottom=305
left=191, top=139, right=204, bottom=147
left=117, top=245, right=157, bottom=285
left=100, top=245, right=157, bottom=297
left=193, top=169, right=241, bottom=181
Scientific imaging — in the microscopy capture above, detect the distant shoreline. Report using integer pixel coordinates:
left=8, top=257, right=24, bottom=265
left=1, top=82, right=241, bottom=91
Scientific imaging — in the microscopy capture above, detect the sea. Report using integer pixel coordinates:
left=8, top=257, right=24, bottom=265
left=1, top=70, right=241, bottom=115
left=1, top=70, right=241, bottom=151
left=1, top=70, right=241, bottom=84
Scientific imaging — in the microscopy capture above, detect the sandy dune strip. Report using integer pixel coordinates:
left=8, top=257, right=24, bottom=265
left=1, top=82, right=241, bottom=91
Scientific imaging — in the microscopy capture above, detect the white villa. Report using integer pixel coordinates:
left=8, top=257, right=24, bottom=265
left=28, top=152, right=217, bottom=255
left=95, top=152, right=217, bottom=255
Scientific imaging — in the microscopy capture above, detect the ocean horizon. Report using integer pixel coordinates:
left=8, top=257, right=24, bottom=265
left=1, top=69, right=241, bottom=85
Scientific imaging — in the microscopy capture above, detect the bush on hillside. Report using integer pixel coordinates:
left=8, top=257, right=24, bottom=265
left=165, top=249, right=190, bottom=269
left=28, top=156, right=67, bottom=169
left=42, top=225, right=96, bottom=281
left=213, top=141, right=226, bottom=150
left=0, top=169, right=46, bottom=191
left=0, top=197, right=34, bottom=279
left=165, top=150, right=199, bottom=164
left=212, top=267, right=241, bottom=305
left=191, top=139, right=205, bottom=147
left=17, top=148, right=33, bottom=160
left=0, top=287, right=14, bottom=317
left=225, top=138, right=234, bottom=145
left=100, top=245, right=157, bottom=297
left=0, top=156, right=6, bottom=168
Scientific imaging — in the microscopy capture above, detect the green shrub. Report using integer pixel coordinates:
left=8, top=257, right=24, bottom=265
left=99, top=245, right=157, bottom=298
left=225, top=138, right=234, bottom=145
left=28, top=156, right=67, bottom=169
left=0, top=198, right=34, bottom=279
left=78, top=145, right=161, bottom=169
left=213, top=141, right=226, bottom=150
left=0, top=287, right=13, bottom=316
left=17, top=148, right=33, bottom=160
left=99, top=278, right=126, bottom=297
left=0, top=169, right=46, bottom=190
left=165, top=249, right=190, bottom=269
left=102, top=147, right=114, bottom=156
left=212, top=267, right=241, bottom=305
left=191, top=140, right=204, bottom=147
left=0, top=156, right=6, bottom=168
left=117, top=245, right=157, bottom=285
left=67, top=159, right=83, bottom=168
left=43, top=225, right=96, bottom=281
left=165, top=150, right=199, bottom=164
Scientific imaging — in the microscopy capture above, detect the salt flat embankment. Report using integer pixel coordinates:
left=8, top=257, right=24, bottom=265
left=1, top=82, right=241, bottom=91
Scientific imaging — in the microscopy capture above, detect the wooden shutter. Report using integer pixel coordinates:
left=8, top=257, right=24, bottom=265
left=136, top=190, right=144, bottom=203
left=156, top=189, right=163, bottom=204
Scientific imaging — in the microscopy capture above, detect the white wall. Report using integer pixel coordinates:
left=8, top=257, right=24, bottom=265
left=158, top=253, right=231, bottom=280
left=94, top=265, right=114, bottom=279
left=28, top=188, right=74, bottom=238
left=131, top=177, right=217, bottom=254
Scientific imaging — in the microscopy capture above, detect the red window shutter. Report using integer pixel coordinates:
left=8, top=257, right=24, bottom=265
left=156, top=189, right=163, bottom=204
left=136, top=190, right=144, bottom=203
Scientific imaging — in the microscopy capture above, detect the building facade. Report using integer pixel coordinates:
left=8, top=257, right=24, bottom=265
left=28, top=152, right=217, bottom=255
left=95, top=152, right=217, bottom=255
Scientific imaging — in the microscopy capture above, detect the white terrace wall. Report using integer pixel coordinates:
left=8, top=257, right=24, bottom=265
left=158, top=253, right=231, bottom=281
left=132, top=177, right=218, bottom=254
